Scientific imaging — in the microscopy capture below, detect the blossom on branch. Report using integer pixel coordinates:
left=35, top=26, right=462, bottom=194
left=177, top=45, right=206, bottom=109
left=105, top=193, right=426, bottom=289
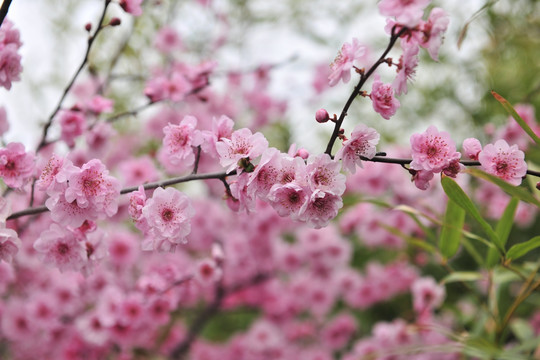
left=335, top=124, right=380, bottom=174
left=328, top=38, right=368, bottom=87
left=378, top=0, right=430, bottom=27
left=410, top=125, right=460, bottom=173
left=370, top=75, right=400, bottom=120
left=0, top=142, right=35, bottom=189
left=216, top=128, right=268, bottom=173
left=478, top=139, right=527, bottom=186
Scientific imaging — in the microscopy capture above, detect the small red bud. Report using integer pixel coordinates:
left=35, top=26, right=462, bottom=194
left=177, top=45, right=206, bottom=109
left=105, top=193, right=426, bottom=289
left=109, top=18, right=121, bottom=26
left=536, top=182, right=540, bottom=191
left=85, top=23, right=92, bottom=32
left=315, top=108, right=330, bottom=123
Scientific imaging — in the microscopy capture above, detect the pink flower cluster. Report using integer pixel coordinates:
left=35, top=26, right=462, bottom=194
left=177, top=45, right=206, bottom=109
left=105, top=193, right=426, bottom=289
left=129, top=186, right=195, bottom=252
left=0, top=20, right=23, bottom=90
left=410, top=125, right=461, bottom=189
left=0, top=142, right=35, bottom=189
left=218, top=136, right=346, bottom=228
left=39, top=156, right=121, bottom=227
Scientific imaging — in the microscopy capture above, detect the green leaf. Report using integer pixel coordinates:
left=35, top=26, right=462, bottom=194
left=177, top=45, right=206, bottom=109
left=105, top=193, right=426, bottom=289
left=467, top=168, right=540, bottom=207
left=487, top=197, right=519, bottom=266
left=442, top=271, right=483, bottom=284
left=441, top=177, right=503, bottom=252
left=491, top=91, right=540, bottom=146
left=440, top=199, right=465, bottom=258
left=506, top=236, right=540, bottom=261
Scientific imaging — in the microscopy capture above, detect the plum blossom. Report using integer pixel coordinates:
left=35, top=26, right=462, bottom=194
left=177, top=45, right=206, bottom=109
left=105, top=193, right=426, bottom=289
left=306, top=154, right=346, bottom=196
left=216, top=128, right=268, bottom=173
left=154, top=26, right=182, bottom=54
left=267, top=182, right=309, bottom=219
left=0, top=142, right=35, bottom=189
left=0, top=227, right=21, bottom=263
left=335, top=124, right=380, bottom=173
left=411, top=277, right=446, bottom=314
left=393, top=41, right=419, bottom=95
left=141, top=187, right=195, bottom=251
left=328, top=38, right=368, bottom=87
left=0, top=46, right=22, bottom=91
left=462, top=138, right=482, bottom=160
left=370, top=75, right=400, bottom=120
left=59, top=109, right=86, bottom=148
left=33, top=224, right=87, bottom=272
left=158, top=115, right=203, bottom=173
left=419, top=8, right=450, bottom=61
left=410, top=125, right=460, bottom=173
left=378, top=0, right=430, bottom=27
left=478, top=139, right=527, bottom=186
left=119, top=0, right=143, bottom=16
left=201, top=115, right=234, bottom=158
left=299, top=189, right=343, bottom=229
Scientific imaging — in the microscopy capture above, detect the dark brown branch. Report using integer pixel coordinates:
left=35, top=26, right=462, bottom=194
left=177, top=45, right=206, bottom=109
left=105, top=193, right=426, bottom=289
left=7, top=170, right=235, bottom=221
left=0, top=0, right=13, bottom=29
left=36, top=0, right=111, bottom=153
left=360, top=156, right=540, bottom=178
left=169, top=273, right=271, bottom=359
left=325, top=26, right=408, bottom=156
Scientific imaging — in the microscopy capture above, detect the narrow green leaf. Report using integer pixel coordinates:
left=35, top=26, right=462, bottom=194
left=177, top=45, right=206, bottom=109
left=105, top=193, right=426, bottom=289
left=441, top=177, right=503, bottom=252
left=461, top=237, right=486, bottom=266
left=506, top=236, right=540, bottom=261
left=440, top=199, right=465, bottom=258
left=491, top=90, right=540, bottom=145
left=442, top=271, right=483, bottom=284
left=487, top=197, right=520, bottom=266
left=467, top=168, right=540, bottom=207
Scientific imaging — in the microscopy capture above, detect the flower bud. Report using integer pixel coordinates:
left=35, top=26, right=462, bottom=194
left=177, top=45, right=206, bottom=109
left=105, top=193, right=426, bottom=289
left=315, top=108, right=330, bottom=123
left=109, top=18, right=122, bottom=27
left=296, top=148, right=309, bottom=160
left=85, top=23, right=92, bottom=32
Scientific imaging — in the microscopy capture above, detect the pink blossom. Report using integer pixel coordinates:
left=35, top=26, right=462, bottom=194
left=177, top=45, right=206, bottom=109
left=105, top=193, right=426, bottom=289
left=64, top=159, right=120, bottom=217
left=194, top=259, right=222, bottom=285
left=393, top=42, right=419, bottom=95
left=0, top=107, right=10, bottom=136
left=33, top=224, right=87, bottom=272
left=420, top=8, right=450, bottom=61
left=0, top=20, right=22, bottom=49
left=154, top=26, right=182, bottom=54
left=329, top=38, right=368, bottom=87
left=378, top=0, right=430, bottom=27
left=410, top=125, right=460, bottom=173
left=229, top=172, right=257, bottom=213
left=167, top=71, right=193, bottom=102
left=306, top=154, right=346, bottom=196
left=478, top=139, right=527, bottom=186
left=0, top=45, right=22, bottom=90
left=321, top=313, right=357, bottom=350
left=141, top=187, right=195, bottom=250
left=119, top=156, right=159, bottom=186
left=59, top=109, right=87, bottom=148
left=267, top=182, right=309, bottom=219
left=0, top=227, right=21, bottom=263
left=84, top=95, right=114, bottom=114
left=411, top=277, right=446, bottom=314
left=200, top=115, right=234, bottom=158
left=335, top=124, right=380, bottom=173
left=144, top=75, right=169, bottom=102
left=216, top=128, right=268, bottom=173
left=370, top=75, right=400, bottom=119
left=129, top=186, right=150, bottom=234
left=119, top=0, right=143, bottom=16
left=158, top=115, right=202, bottom=171
left=299, top=189, right=343, bottom=229
left=0, top=142, right=35, bottom=189
left=248, top=148, right=282, bottom=198
left=462, top=138, right=482, bottom=160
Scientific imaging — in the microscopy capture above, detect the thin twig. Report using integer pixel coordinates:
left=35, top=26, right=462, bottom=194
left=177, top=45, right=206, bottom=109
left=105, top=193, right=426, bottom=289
left=36, top=0, right=111, bottom=153
left=7, top=170, right=235, bottom=221
left=325, top=26, right=407, bottom=156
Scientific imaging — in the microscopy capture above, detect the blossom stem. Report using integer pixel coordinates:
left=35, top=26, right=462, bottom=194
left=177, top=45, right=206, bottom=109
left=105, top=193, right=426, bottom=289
left=36, top=0, right=111, bottom=153
left=325, top=26, right=408, bottom=156
left=0, top=0, right=12, bottom=29
left=7, top=170, right=236, bottom=221
left=360, top=156, right=540, bottom=177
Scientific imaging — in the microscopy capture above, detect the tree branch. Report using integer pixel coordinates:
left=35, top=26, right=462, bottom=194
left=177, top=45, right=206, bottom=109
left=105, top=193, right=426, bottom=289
left=325, top=26, right=407, bottom=156
left=0, top=0, right=13, bottom=29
